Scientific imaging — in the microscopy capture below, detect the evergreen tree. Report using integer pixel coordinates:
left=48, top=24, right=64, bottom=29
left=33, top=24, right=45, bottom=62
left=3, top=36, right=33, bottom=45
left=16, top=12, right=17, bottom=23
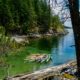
left=0, top=0, right=63, bottom=34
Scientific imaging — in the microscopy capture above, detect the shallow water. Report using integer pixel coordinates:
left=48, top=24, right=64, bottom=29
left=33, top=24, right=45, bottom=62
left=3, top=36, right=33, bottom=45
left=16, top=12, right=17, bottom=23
left=28, top=28, right=76, bottom=68
left=50, top=29, right=76, bottom=66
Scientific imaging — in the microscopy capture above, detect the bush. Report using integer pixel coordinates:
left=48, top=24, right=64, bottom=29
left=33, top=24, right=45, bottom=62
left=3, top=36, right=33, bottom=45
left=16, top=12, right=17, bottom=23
left=0, top=26, right=5, bottom=35
left=0, top=34, right=20, bottom=55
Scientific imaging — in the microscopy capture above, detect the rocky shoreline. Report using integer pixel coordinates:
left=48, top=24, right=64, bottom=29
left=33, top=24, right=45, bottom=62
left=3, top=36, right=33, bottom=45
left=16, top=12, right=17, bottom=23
left=11, top=29, right=68, bottom=44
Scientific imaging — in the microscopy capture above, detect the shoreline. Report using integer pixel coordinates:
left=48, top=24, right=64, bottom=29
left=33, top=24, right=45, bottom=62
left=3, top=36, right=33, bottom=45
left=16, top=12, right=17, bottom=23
left=6, top=60, right=77, bottom=80
left=11, top=29, right=68, bottom=43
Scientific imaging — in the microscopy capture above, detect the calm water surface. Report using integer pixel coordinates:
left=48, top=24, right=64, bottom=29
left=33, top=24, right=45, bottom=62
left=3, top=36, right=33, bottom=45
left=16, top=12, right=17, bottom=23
left=29, top=28, right=76, bottom=69
left=50, top=29, right=76, bottom=66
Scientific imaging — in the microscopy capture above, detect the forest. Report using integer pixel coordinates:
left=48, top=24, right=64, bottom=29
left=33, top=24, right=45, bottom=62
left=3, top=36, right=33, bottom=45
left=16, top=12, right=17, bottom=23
left=0, top=0, right=64, bottom=35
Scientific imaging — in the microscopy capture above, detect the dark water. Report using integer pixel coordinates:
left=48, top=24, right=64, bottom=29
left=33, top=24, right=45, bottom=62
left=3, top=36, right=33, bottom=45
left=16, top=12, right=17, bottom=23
left=29, top=28, right=76, bottom=67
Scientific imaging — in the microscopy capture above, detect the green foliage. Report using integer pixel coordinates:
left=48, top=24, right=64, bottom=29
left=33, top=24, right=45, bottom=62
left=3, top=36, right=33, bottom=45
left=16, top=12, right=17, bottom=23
left=0, top=0, right=63, bottom=34
left=0, top=26, right=5, bottom=34
left=63, top=73, right=75, bottom=79
left=51, top=16, right=63, bottom=29
left=0, top=34, right=19, bottom=55
left=51, top=16, right=64, bottom=32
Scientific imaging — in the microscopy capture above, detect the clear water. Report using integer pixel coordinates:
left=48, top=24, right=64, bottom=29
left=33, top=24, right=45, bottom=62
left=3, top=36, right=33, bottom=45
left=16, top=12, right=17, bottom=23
left=50, top=29, right=76, bottom=66
left=29, top=28, right=76, bottom=67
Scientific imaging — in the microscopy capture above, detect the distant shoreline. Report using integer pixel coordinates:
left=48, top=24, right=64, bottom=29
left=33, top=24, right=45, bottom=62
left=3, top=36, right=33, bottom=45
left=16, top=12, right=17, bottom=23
left=11, top=29, right=68, bottom=43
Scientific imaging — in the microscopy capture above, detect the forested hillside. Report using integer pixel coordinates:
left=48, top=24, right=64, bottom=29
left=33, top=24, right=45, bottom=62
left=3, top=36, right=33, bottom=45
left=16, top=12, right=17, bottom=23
left=0, top=0, right=64, bottom=35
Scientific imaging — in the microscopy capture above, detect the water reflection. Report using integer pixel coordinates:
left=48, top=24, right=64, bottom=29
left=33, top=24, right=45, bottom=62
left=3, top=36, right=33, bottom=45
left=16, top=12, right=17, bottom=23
left=38, top=37, right=59, bottom=51
left=51, top=29, right=76, bottom=66
left=38, top=38, right=52, bottom=51
left=29, top=29, right=76, bottom=66
left=29, top=36, right=59, bottom=52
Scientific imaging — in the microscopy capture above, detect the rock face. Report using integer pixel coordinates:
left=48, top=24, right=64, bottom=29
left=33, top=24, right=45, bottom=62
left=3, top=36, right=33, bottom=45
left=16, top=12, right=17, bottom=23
left=11, top=35, right=29, bottom=44
left=27, top=33, right=41, bottom=38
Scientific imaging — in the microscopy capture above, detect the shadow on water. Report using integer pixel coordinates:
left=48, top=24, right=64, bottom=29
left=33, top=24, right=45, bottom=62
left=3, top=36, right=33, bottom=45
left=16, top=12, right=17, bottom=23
left=38, top=37, right=59, bottom=51
left=29, top=36, right=59, bottom=52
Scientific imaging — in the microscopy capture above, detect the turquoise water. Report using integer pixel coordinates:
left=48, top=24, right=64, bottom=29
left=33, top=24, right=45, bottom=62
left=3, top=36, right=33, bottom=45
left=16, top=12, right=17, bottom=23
left=29, top=28, right=76, bottom=67
left=50, top=29, right=76, bottom=66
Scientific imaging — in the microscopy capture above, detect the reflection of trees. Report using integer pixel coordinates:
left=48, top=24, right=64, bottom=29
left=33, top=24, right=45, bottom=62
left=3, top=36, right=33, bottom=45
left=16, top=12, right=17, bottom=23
left=52, top=36, right=59, bottom=48
left=38, top=38, right=52, bottom=51
left=38, top=37, right=59, bottom=51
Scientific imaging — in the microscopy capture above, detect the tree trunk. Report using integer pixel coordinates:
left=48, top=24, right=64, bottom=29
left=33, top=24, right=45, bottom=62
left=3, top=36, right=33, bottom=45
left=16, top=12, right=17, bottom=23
left=68, top=0, right=80, bottom=75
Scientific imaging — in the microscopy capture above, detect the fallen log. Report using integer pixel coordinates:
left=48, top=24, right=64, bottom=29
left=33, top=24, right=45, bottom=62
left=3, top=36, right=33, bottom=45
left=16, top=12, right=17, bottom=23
left=6, top=60, right=76, bottom=80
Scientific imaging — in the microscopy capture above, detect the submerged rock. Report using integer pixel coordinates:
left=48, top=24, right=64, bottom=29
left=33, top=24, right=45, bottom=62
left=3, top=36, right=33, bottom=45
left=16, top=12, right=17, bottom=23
left=24, top=54, right=51, bottom=63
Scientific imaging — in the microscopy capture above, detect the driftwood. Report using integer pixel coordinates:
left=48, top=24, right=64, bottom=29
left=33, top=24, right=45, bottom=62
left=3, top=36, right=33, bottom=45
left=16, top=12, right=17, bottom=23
left=6, top=60, right=76, bottom=80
